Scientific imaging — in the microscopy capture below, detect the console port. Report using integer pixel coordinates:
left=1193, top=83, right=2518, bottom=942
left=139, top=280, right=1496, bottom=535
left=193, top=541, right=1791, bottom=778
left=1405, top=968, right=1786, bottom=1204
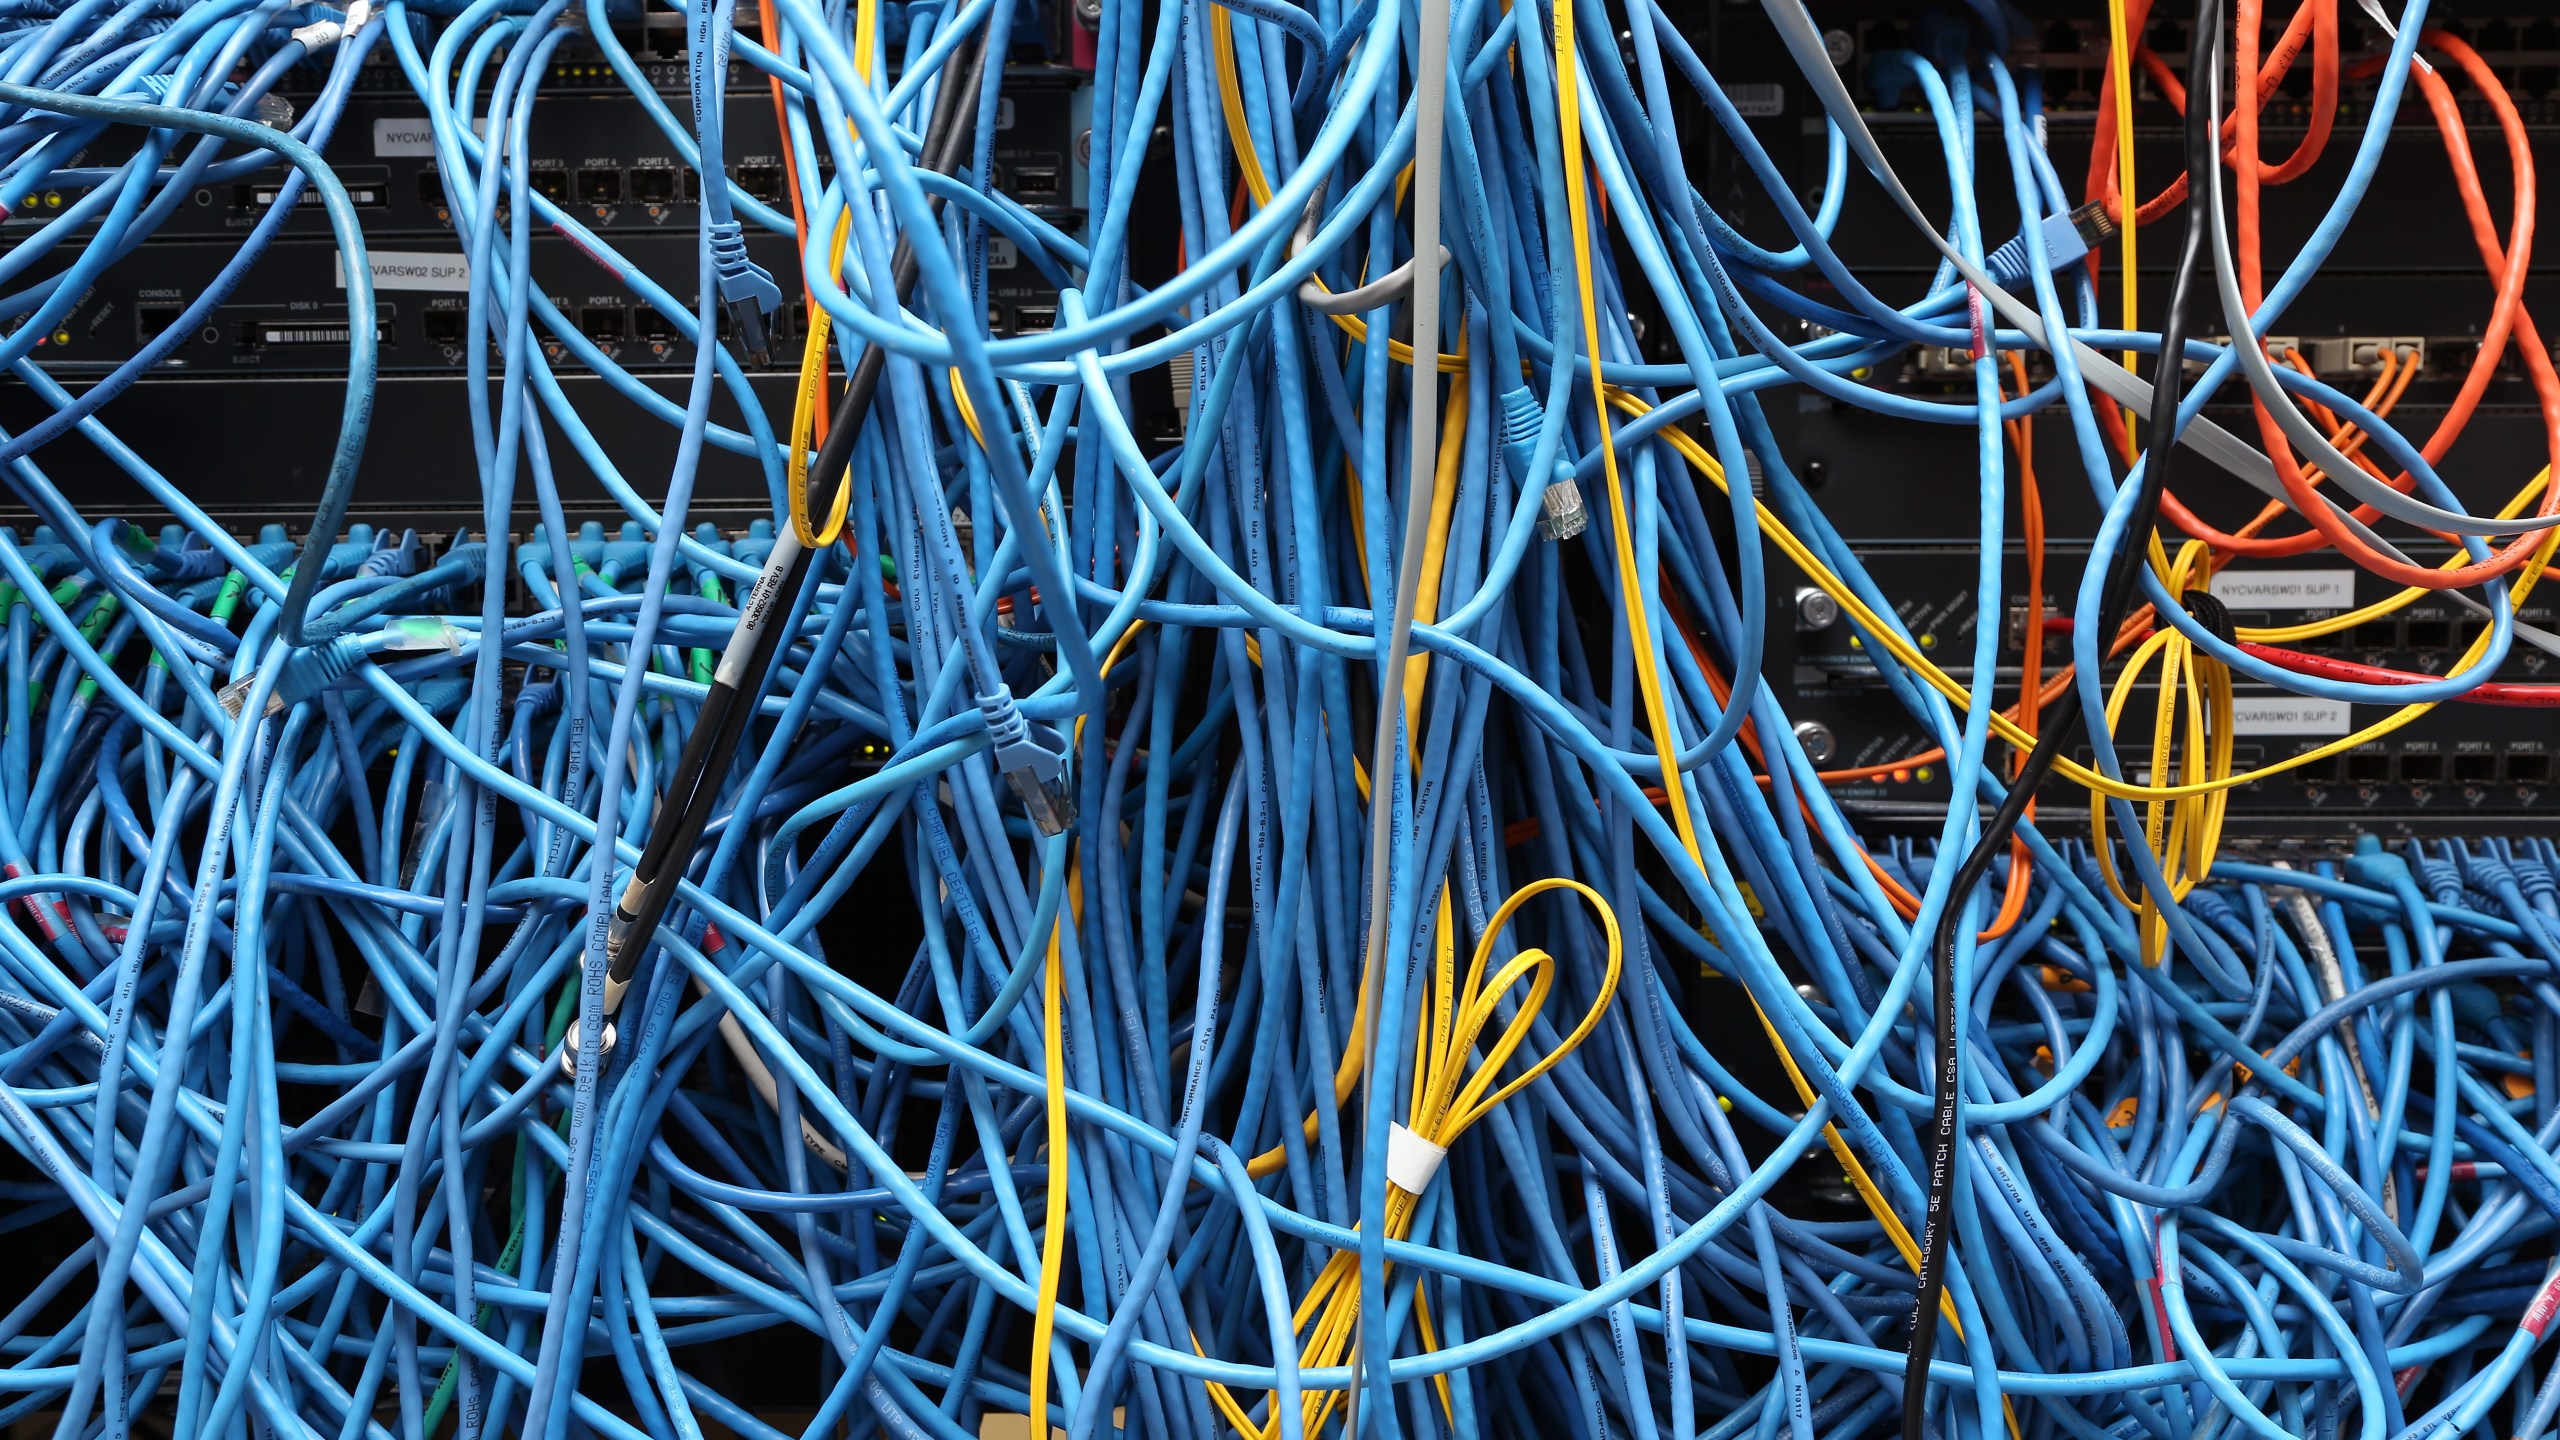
left=575, top=168, right=622, bottom=205
left=2511, top=752, right=2553, bottom=786
left=629, top=166, right=677, bottom=204
left=2343, top=749, right=2393, bottom=785
left=136, top=305, right=183, bottom=342
left=734, top=164, right=784, bottom=204
left=2352, top=618, right=2399, bottom=650
left=531, top=169, right=569, bottom=202
left=578, top=306, right=626, bottom=343
left=422, top=308, right=466, bottom=346
left=2398, top=751, right=2444, bottom=785
left=2453, top=751, right=2501, bottom=785
left=2404, top=617, right=2451, bottom=651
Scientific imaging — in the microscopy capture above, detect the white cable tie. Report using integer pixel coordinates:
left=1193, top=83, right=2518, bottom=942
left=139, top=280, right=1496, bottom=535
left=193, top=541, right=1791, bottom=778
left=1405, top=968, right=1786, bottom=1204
left=1385, top=1122, right=1448, bottom=1195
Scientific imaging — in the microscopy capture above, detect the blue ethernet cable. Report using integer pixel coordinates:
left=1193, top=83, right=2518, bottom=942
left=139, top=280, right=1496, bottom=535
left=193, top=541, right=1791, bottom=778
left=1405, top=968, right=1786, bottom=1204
left=1, top=2, right=2560, bottom=1439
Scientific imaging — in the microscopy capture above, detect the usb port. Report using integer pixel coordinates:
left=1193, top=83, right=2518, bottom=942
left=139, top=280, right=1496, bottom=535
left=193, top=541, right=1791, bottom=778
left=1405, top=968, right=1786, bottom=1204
left=579, top=306, right=626, bottom=343
left=1009, top=166, right=1061, bottom=197
left=423, top=309, right=467, bottom=345
left=629, top=166, right=677, bottom=204
left=1013, top=305, right=1056, bottom=333
left=136, top=305, right=183, bottom=342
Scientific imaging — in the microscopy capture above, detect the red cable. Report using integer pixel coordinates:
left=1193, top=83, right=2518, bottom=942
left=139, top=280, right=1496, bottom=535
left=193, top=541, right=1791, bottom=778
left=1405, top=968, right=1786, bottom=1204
left=2240, top=641, right=2560, bottom=707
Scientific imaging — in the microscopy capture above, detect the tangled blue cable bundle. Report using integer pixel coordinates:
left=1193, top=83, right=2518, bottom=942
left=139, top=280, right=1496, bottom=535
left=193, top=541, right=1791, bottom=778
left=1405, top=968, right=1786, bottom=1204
left=4, top=0, right=2560, bottom=1435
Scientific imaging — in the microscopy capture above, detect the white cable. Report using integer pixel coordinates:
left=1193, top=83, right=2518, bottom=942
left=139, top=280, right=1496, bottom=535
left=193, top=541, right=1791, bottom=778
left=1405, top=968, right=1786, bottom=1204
left=1349, top=0, right=1451, bottom=1425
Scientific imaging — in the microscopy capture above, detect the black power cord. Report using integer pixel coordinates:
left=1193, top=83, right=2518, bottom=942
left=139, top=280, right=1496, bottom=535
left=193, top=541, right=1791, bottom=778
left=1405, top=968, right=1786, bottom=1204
left=1896, top=2, right=2224, bottom=1433
left=601, top=26, right=995, bottom=1011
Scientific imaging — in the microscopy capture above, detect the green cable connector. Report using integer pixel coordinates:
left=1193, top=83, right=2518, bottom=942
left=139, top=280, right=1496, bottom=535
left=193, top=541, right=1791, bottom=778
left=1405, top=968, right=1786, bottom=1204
left=691, top=573, right=723, bottom=685
left=70, top=592, right=121, bottom=703
left=209, top=570, right=247, bottom=624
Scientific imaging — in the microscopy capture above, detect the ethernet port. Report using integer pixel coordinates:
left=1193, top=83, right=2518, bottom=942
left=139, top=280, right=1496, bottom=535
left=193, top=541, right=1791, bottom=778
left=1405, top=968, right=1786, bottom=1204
left=2398, top=752, right=2444, bottom=785
left=2352, top=618, right=2399, bottom=650
left=422, top=308, right=466, bottom=345
left=2453, top=751, right=2501, bottom=785
left=575, top=168, right=622, bottom=205
left=2404, top=618, right=2452, bottom=651
left=629, top=166, right=677, bottom=204
left=734, top=164, right=784, bottom=204
left=2510, top=753, right=2553, bottom=786
left=417, top=165, right=445, bottom=208
left=2343, top=749, right=2393, bottom=786
left=532, top=169, right=569, bottom=202
left=579, top=306, right=627, bottom=343
left=136, top=305, right=183, bottom=342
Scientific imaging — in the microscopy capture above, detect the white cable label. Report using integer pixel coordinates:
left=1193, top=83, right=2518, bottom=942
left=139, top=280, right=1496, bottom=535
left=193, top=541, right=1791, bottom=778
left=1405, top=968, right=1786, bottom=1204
left=1385, top=1123, right=1447, bottom=1195
left=337, top=250, right=471, bottom=293
left=2207, top=569, right=2357, bottom=612
left=2230, top=697, right=2353, bottom=736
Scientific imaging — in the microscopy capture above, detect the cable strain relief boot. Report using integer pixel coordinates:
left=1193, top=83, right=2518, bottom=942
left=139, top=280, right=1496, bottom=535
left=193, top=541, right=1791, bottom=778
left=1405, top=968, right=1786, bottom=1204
left=2501, top=837, right=2558, bottom=909
left=221, top=632, right=367, bottom=718
left=706, top=219, right=781, bottom=367
left=979, top=686, right=1075, bottom=836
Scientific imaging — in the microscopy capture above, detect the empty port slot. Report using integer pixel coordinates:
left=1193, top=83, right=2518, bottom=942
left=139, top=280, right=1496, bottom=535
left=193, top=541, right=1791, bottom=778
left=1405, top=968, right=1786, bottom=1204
left=2453, top=752, right=2501, bottom=784
left=2292, top=753, right=2343, bottom=785
left=579, top=306, right=626, bottom=342
left=734, top=165, right=783, bottom=203
left=1009, top=166, right=1061, bottom=197
left=637, top=308, right=679, bottom=343
left=422, top=309, right=466, bottom=345
left=136, top=305, right=183, bottom=341
left=1013, top=305, right=1056, bottom=332
left=575, top=168, right=622, bottom=204
left=2343, top=750, right=2393, bottom=785
left=2510, top=753, right=2552, bottom=785
left=2042, top=21, right=2080, bottom=54
left=2398, top=752, right=2444, bottom=785
left=629, top=166, right=677, bottom=204
left=2404, top=618, right=2452, bottom=650
left=2352, top=618, right=2399, bottom=649
left=532, top=170, right=569, bottom=201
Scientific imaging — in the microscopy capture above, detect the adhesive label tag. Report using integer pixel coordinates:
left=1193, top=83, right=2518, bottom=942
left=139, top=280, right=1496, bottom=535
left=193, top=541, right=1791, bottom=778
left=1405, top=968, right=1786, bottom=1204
left=2206, top=569, right=2357, bottom=611
left=2230, top=697, right=2352, bottom=736
left=1385, top=1122, right=1447, bottom=1195
left=373, top=116, right=481, bottom=155
left=337, top=251, right=471, bottom=293
left=372, top=117, right=439, bottom=155
left=1728, top=83, right=1784, bottom=117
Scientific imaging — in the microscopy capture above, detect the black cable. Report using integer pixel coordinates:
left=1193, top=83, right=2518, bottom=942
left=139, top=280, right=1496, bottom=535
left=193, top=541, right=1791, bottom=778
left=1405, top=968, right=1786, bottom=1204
left=602, top=25, right=996, bottom=1003
left=1896, top=3, right=2223, bottom=1434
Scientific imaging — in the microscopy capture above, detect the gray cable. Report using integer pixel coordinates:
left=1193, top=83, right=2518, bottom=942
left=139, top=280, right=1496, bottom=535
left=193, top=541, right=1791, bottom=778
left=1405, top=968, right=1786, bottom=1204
left=1349, top=0, right=1452, bottom=1425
